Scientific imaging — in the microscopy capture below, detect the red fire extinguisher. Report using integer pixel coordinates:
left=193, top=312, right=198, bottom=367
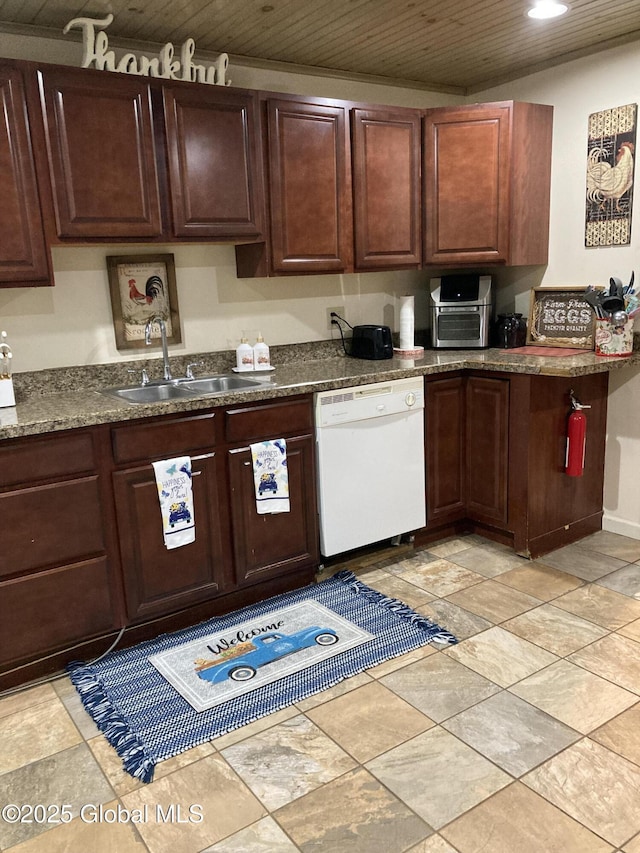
left=565, top=391, right=591, bottom=477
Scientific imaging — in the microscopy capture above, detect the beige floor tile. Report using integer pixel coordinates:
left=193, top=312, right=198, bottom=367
left=553, top=584, right=640, bottom=630
left=307, top=680, right=434, bottom=762
left=624, top=833, right=640, bottom=853
left=0, top=698, right=82, bottom=775
left=53, top=677, right=101, bottom=740
left=220, top=715, right=356, bottom=810
left=619, top=618, right=640, bottom=643
left=496, top=563, right=583, bottom=600
left=366, top=727, right=510, bottom=830
left=510, top=659, right=637, bottom=733
left=121, top=753, right=266, bottom=853
left=568, top=633, right=640, bottom=694
left=0, top=682, right=57, bottom=720
left=523, top=738, right=640, bottom=847
left=441, top=781, right=613, bottom=853
left=442, top=690, right=580, bottom=777
left=363, top=573, right=436, bottom=608
left=446, top=580, right=542, bottom=623
left=417, top=599, right=492, bottom=640
left=424, top=537, right=476, bottom=558
left=596, top=563, right=640, bottom=598
left=579, top=530, right=640, bottom=562
left=0, top=744, right=115, bottom=849
left=366, top=644, right=437, bottom=678
left=295, top=671, right=373, bottom=711
left=2, top=799, right=147, bottom=853
left=407, top=835, right=460, bottom=853
left=535, top=544, right=628, bottom=581
left=88, top=735, right=215, bottom=797
left=202, top=816, right=299, bottom=852
left=392, top=558, right=485, bottom=596
left=443, top=626, right=558, bottom=687
left=211, top=706, right=299, bottom=748
left=449, top=545, right=528, bottom=578
left=503, top=603, right=608, bottom=656
left=381, top=653, right=500, bottom=722
left=274, top=767, right=431, bottom=853
left=591, top=704, right=640, bottom=766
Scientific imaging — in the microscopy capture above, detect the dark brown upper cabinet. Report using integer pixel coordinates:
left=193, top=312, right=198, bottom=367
left=0, top=61, right=52, bottom=285
left=424, top=101, right=553, bottom=266
left=351, top=107, right=422, bottom=270
left=161, top=83, right=264, bottom=240
left=36, top=63, right=265, bottom=243
left=37, top=65, right=164, bottom=240
left=266, top=98, right=353, bottom=274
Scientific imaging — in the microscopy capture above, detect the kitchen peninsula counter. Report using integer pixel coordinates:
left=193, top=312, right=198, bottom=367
left=1, top=343, right=636, bottom=440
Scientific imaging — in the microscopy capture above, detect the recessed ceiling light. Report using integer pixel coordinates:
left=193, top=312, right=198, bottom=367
left=527, top=1, right=570, bottom=19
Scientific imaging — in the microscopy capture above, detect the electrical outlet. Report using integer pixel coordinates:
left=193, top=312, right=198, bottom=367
left=327, top=306, right=345, bottom=331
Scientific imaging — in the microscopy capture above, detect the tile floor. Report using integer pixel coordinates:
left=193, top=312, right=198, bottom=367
left=2, top=531, right=640, bottom=853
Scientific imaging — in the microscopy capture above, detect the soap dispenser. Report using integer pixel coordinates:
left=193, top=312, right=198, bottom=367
left=0, top=330, right=16, bottom=407
left=253, top=333, right=270, bottom=369
left=236, top=337, right=254, bottom=371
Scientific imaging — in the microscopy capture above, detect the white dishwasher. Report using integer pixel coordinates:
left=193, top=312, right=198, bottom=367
left=315, top=377, right=426, bottom=557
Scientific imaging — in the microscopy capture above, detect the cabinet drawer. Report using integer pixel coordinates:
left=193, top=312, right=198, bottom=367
left=225, top=398, right=312, bottom=444
left=112, top=412, right=216, bottom=464
left=0, top=476, right=105, bottom=578
left=0, top=557, right=118, bottom=668
left=0, top=432, right=96, bottom=487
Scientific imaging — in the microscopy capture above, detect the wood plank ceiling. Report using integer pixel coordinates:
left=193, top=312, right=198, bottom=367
left=1, top=0, right=640, bottom=93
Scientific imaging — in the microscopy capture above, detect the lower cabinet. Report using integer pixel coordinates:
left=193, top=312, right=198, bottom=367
left=110, top=396, right=318, bottom=622
left=0, top=430, right=122, bottom=675
left=113, top=452, right=231, bottom=623
left=424, top=370, right=608, bottom=557
left=228, top=434, right=318, bottom=586
left=465, top=373, right=509, bottom=527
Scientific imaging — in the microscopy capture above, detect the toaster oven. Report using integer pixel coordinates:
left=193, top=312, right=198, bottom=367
left=430, top=274, right=492, bottom=349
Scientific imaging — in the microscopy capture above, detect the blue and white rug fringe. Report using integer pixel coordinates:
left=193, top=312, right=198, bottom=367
left=67, top=569, right=457, bottom=784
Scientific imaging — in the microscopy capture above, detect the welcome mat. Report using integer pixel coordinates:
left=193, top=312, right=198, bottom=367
left=68, top=571, right=456, bottom=783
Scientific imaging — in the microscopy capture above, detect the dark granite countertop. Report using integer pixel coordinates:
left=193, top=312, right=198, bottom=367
left=1, top=341, right=636, bottom=440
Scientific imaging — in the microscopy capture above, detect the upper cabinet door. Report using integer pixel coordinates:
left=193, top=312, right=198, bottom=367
left=163, top=85, right=265, bottom=240
left=424, top=104, right=511, bottom=266
left=38, top=66, right=163, bottom=239
left=267, top=99, right=353, bottom=274
left=0, top=63, right=51, bottom=284
left=424, top=101, right=553, bottom=267
left=352, top=108, right=422, bottom=270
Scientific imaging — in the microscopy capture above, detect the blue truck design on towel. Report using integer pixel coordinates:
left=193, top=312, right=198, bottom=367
left=195, top=627, right=339, bottom=684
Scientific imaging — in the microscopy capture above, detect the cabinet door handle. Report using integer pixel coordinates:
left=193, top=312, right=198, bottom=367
left=192, top=471, right=202, bottom=477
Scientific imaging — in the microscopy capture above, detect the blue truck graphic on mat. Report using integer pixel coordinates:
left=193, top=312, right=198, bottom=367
left=195, top=627, right=339, bottom=684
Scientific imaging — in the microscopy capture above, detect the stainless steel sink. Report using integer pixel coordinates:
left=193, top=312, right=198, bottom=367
left=100, top=374, right=271, bottom=403
left=100, top=383, right=196, bottom=404
left=176, top=375, right=266, bottom=394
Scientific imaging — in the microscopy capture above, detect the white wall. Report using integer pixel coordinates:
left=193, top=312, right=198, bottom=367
left=475, top=42, right=640, bottom=539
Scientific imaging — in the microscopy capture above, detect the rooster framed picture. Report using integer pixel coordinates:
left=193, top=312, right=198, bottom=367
left=107, top=254, right=182, bottom=350
left=585, top=102, right=637, bottom=247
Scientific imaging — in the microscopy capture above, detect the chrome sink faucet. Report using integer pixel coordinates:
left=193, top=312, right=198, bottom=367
left=145, top=316, right=172, bottom=381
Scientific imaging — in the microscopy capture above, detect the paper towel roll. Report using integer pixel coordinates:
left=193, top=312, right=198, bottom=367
left=399, top=295, right=415, bottom=350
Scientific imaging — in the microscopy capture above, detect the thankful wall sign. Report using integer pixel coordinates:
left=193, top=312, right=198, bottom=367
left=63, top=14, right=230, bottom=87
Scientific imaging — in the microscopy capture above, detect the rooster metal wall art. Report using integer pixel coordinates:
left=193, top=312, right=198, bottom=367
left=585, top=103, right=637, bottom=247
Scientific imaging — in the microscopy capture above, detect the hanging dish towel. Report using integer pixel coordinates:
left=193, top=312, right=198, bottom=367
left=250, top=439, right=290, bottom=514
left=151, top=456, right=196, bottom=549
